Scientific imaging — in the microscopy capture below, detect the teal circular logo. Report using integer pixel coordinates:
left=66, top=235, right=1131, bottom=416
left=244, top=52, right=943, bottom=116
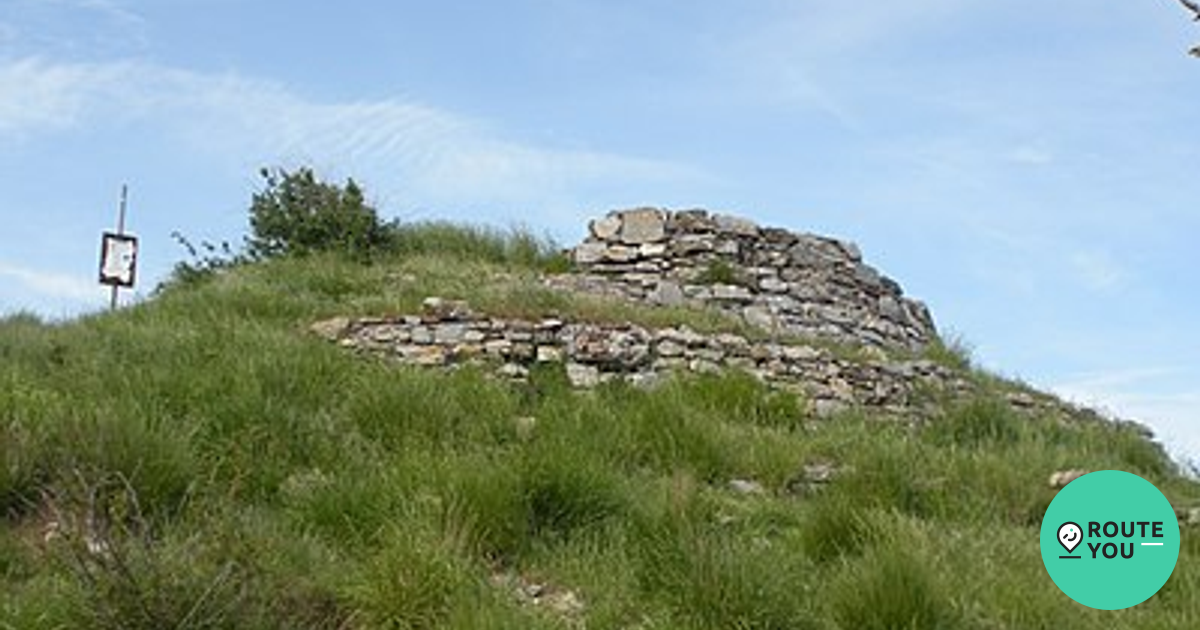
left=1041, top=470, right=1180, bottom=609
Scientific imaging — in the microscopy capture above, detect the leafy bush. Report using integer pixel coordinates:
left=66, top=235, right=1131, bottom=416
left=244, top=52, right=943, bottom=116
left=247, top=167, right=393, bottom=260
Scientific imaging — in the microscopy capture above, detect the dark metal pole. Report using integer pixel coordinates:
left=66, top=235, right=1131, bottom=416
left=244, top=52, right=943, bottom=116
left=110, top=184, right=128, bottom=311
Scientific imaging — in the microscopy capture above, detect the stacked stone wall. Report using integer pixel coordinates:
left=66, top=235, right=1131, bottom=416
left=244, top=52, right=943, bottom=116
left=313, top=298, right=980, bottom=418
left=550, top=208, right=936, bottom=350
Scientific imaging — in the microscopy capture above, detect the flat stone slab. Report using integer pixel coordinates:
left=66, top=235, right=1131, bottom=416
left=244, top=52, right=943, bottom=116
left=618, top=208, right=667, bottom=244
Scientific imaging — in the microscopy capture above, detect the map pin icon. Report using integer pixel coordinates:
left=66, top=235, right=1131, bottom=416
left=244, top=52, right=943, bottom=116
left=1058, top=522, right=1082, bottom=554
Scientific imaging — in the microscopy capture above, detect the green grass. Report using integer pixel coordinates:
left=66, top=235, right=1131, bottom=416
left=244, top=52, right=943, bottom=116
left=4, top=225, right=1199, bottom=629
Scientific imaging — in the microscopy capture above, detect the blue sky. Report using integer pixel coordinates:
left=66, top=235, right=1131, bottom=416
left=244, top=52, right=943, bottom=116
left=1, top=0, right=1198, bottom=462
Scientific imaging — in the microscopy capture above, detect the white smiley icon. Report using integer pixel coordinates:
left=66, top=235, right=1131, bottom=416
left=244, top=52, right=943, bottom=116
left=1058, top=522, right=1082, bottom=554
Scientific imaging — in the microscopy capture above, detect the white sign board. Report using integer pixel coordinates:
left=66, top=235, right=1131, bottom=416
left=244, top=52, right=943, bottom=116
left=99, top=232, right=138, bottom=288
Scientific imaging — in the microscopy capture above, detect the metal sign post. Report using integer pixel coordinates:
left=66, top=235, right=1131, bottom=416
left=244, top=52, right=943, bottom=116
left=99, top=184, right=138, bottom=310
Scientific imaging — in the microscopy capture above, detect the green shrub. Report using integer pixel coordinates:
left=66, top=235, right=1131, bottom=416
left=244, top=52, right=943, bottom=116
left=247, top=167, right=392, bottom=260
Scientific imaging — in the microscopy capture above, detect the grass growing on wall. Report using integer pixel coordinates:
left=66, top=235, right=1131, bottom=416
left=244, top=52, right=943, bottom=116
left=3, top=226, right=1198, bottom=629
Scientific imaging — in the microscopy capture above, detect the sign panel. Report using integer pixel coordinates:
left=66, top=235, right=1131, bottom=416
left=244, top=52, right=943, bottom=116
left=99, top=232, right=138, bottom=288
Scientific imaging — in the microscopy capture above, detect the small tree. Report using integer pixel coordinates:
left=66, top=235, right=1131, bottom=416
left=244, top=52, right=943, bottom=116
left=246, top=167, right=392, bottom=260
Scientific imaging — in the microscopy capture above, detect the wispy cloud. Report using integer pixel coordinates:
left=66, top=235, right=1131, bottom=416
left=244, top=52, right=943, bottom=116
left=0, top=57, right=131, bottom=135
left=0, top=261, right=98, bottom=302
left=0, top=57, right=698, bottom=211
left=0, top=0, right=149, bottom=56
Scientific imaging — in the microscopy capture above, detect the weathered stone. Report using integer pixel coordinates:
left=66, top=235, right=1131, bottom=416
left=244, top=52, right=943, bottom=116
left=589, top=215, right=622, bottom=241
left=565, top=362, right=601, bottom=388
left=1048, top=469, right=1088, bottom=490
left=422, top=297, right=472, bottom=321
left=310, top=317, right=353, bottom=340
left=854, top=264, right=883, bottom=293
left=618, top=208, right=667, bottom=244
left=714, top=214, right=759, bottom=237
left=536, top=346, right=564, bottom=363
left=742, top=305, right=776, bottom=330
left=671, top=209, right=715, bottom=231
left=484, top=338, right=514, bottom=356
left=434, top=323, right=469, bottom=344
left=715, top=239, right=739, bottom=256
left=781, top=345, right=822, bottom=362
left=639, top=242, right=668, bottom=258
left=840, top=241, right=863, bottom=263
left=573, top=242, right=608, bottom=265
left=402, top=345, right=447, bottom=366
left=878, top=296, right=904, bottom=322
left=410, top=326, right=433, bottom=344
left=671, top=234, right=714, bottom=254
left=657, top=339, right=685, bottom=357
left=759, top=275, right=789, bottom=293
left=604, top=245, right=639, bottom=263
left=648, top=281, right=685, bottom=306
left=761, top=227, right=797, bottom=245
left=711, top=284, right=753, bottom=302
left=498, top=363, right=528, bottom=379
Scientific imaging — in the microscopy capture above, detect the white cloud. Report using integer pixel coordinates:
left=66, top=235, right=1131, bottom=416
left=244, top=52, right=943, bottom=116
left=0, top=57, right=697, bottom=210
left=0, top=261, right=99, bottom=302
left=1, top=0, right=148, bottom=56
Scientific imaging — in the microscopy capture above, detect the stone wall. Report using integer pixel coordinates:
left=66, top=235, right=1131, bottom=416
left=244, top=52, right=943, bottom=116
left=550, top=208, right=936, bottom=351
left=313, top=298, right=974, bottom=418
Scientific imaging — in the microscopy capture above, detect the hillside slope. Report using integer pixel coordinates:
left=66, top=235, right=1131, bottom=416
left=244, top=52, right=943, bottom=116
left=3, top=224, right=1199, bottom=629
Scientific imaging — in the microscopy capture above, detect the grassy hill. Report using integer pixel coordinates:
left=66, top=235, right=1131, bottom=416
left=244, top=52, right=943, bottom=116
left=3, top=223, right=1199, bottom=629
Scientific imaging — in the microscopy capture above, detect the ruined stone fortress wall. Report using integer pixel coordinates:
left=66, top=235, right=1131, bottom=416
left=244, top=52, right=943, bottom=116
left=313, top=208, right=1078, bottom=419
left=555, top=208, right=937, bottom=351
left=312, top=299, right=966, bottom=417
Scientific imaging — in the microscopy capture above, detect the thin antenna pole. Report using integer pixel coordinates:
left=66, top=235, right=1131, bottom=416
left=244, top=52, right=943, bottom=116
left=110, top=184, right=128, bottom=311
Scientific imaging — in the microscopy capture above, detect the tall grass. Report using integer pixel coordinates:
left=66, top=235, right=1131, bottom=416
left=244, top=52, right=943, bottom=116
left=4, top=233, right=1198, bottom=629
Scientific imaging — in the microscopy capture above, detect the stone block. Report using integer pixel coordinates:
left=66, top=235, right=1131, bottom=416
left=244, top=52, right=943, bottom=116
left=573, top=242, right=608, bottom=265
left=759, top=276, right=789, bottom=293
left=604, top=245, right=639, bottom=262
left=434, top=323, right=469, bottom=344
left=565, top=362, right=602, bottom=388
left=711, top=284, right=753, bottom=302
left=639, top=242, right=668, bottom=257
left=742, top=305, right=776, bottom=330
left=648, top=281, right=685, bottom=306
left=618, top=208, right=667, bottom=244
left=712, top=240, right=738, bottom=257
left=714, top=214, right=759, bottom=237
left=671, top=209, right=714, bottom=232
left=536, top=346, right=564, bottom=363
left=589, top=215, right=622, bottom=241
left=310, top=317, right=352, bottom=340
